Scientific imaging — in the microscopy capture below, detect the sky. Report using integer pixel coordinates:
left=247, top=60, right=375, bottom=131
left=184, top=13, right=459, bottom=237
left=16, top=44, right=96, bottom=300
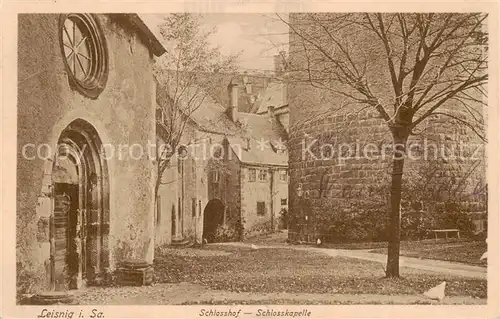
left=141, top=13, right=289, bottom=71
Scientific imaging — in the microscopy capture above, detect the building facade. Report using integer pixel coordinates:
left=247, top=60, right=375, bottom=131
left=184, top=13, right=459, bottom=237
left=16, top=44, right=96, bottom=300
left=154, top=79, right=289, bottom=245
left=17, top=14, right=166, bottom=297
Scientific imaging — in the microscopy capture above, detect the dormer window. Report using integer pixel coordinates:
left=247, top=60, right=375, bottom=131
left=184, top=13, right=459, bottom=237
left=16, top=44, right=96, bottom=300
left=245, top=138, right=251, bottom=151
left=270, top=138, right=287, bottom=154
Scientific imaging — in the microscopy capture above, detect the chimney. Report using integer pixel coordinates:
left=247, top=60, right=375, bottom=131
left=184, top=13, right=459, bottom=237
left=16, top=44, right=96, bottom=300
left=227, top=81, right=238, bottom=122
left=268, top=105, right=275, bottom=119
left=243, top=71, right=252, bottom=94
left=274, top=50, right=287, bottom=77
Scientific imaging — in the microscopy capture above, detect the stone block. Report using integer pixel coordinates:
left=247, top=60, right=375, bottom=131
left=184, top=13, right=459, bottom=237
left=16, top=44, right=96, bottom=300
left=115, top=260, right=154, bottom=286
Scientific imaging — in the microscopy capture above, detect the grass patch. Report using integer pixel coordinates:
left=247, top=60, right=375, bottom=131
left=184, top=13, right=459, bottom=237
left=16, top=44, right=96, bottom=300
left=154, top=245, right=486, bottom=298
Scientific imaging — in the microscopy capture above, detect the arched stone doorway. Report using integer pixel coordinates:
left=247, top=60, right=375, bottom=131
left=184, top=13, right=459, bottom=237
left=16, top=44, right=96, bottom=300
left=202, top=199, right=225, bottom=243
left=51, top=119, right=109, bottom=290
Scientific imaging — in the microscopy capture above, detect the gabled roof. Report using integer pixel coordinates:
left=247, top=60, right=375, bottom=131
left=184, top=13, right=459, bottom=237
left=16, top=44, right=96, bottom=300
left=156, top=81, right=288, bottom=167
left=188, top=91, right=241, bottom=135
left=127, top=14, right=167, bottom=56
left=228, top=113, right=288, bottom=166
left=156, top=81, right=241, bottom=135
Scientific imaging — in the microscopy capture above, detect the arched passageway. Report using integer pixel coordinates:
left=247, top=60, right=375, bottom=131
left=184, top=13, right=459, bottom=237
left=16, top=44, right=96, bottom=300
left=202, top=199, right=225, bottom=243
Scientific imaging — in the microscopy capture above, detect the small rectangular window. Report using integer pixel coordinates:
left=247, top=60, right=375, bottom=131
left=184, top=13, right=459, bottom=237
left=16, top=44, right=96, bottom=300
left=257, top=201, right=266, bottom=216
left=258, top=169, right=267, bottom=181
left=156, top=108, right=163, bottom=123
left=281, top=198, right=287, bottom=205
left=212, top=170, right=219, bottom=183
left=248, top=168, right=256, bottom=182
left=178, top=197, right=182, bottom=216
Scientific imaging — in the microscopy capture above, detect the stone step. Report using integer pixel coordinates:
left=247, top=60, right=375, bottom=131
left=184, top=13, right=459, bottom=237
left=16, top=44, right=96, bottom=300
left=29, top=291, right=78, bottom=305
left=170, top=238, right=193, bottom=248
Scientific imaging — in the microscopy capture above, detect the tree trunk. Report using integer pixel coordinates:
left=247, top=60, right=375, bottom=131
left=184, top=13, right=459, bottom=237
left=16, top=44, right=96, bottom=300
left=386, top=133, right=408, bottom=278
left=154, top=178, right=160, bottom=205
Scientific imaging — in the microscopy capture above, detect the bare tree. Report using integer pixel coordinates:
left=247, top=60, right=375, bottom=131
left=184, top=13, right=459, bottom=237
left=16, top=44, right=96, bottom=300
left=153, top=13, right=238, bottom=204
left=279, top=13, right=487, bottom=277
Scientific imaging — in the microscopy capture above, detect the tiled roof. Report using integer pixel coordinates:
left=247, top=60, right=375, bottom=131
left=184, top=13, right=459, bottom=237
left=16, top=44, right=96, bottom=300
left=128, top=14, right=167, bottom=56
left=157, top=81, right=288, bottom=167
left=253, top=82, right=287, bottom=114
left=187, top=89, right=241, bottom=135
left=228, top=113, right=288, bottom=166
left=198, top=72, right=270, bottom=113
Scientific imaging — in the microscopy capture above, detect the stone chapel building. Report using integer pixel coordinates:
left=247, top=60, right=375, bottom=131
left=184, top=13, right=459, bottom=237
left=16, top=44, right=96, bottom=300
left=16, top=14, right=166, bottom=297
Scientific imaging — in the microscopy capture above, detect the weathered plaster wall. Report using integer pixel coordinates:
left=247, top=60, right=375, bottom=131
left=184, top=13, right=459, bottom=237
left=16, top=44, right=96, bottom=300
left=203, top=138, right=241, bottom=239
left=240, top=166, right=288, bottom=237
left=156, top=160, right=179, bottom=246
left=155, top=126, right=209, bottom=246
left=223, top=145, right=242, bottom=233
left=17, top=14, right=156, bottom=295
left=273, top=169, right=289, bottom=228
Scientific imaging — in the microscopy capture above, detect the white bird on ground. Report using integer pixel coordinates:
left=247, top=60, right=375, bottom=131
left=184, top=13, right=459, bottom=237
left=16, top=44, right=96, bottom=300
left=424, top=281, right=446, bottom=301
left=316, top=238, right=322, bottom=245
left=480, top=251, right=488, bottom=260
left=251, top=244, right=259, bottom=250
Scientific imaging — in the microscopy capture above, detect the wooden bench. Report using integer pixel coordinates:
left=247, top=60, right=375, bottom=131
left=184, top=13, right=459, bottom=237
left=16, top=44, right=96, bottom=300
left=430, top=229, right=460, bottom=241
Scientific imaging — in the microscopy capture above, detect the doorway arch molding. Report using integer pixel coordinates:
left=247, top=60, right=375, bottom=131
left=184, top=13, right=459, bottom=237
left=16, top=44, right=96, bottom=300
left=50, top=118, right=111, bottom=288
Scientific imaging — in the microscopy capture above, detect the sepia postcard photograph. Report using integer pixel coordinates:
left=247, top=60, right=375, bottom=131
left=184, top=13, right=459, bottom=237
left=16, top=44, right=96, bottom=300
left=1, top=1, right=499, bottom=318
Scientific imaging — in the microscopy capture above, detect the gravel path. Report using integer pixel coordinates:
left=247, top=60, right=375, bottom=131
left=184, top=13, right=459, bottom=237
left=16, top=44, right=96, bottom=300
left=75, top=282, right=485, bottom=305
left=215, top=242, right=487, bottom=279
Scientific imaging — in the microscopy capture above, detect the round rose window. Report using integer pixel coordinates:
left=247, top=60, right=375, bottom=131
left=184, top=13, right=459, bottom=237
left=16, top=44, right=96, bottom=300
left=59, top=14, right=108, bottom=99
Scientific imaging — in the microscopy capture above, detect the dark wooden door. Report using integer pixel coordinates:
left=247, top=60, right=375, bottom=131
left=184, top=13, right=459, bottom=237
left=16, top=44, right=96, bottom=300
left=53, top=183, right=80, bottom=290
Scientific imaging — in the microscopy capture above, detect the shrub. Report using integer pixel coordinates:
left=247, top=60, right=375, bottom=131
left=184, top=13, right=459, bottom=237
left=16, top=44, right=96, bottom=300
left=213, top=224, right=236, bottom=242
left=278, top=208, right=288, bottom=230
left=244, top=220, right=274, bottom=238
left=234, top=217, right=245, bottom=241
left=325, top=209, right=388, bottom=243
left=436, top=211, right=475, bottom=236
left=401, top=209, right=436, bottom=240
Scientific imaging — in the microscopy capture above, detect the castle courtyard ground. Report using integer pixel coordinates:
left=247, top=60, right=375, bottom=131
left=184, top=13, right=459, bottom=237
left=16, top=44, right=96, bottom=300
left=75, top=236, right=487, bottom=305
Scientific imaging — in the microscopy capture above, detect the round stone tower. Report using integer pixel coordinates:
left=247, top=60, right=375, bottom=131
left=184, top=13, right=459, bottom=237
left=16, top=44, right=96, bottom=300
left=287, top=13, right=487, bottom=243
